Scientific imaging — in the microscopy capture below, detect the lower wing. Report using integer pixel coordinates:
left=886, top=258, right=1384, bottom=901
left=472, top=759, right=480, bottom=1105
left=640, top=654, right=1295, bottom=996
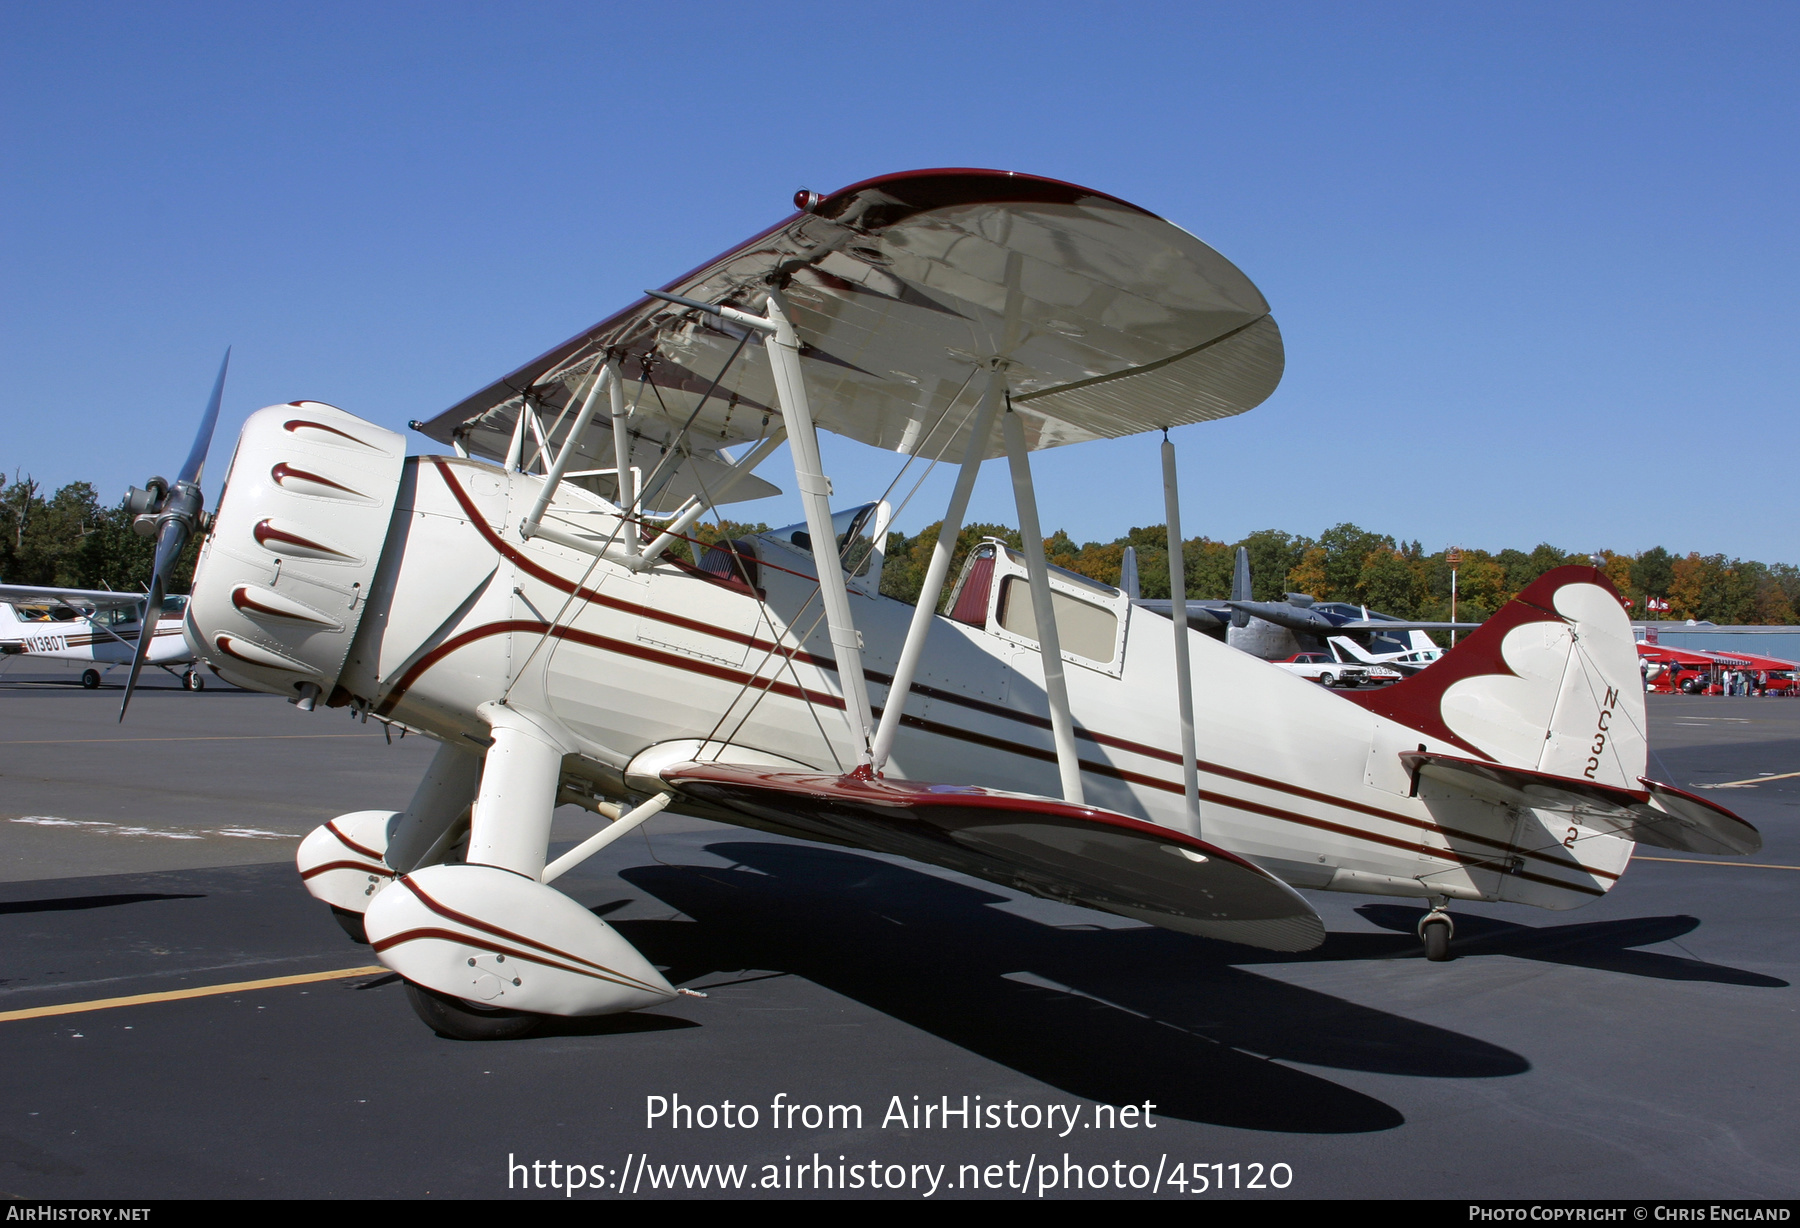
left=659, top=762, right=1324, bottom=952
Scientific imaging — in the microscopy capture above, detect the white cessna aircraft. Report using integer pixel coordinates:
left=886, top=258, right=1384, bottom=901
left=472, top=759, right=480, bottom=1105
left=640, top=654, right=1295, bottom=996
left=121, top=169, right=1758, bottom=1039
left=1329, top=632, right=1445, bottom=676
left=0, top=584, right=201, bottom=690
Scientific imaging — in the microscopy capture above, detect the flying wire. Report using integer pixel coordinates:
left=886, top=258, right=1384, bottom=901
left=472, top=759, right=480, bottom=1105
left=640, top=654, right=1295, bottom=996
left=693, top=365, right=989, bottom=760
left=682, top=450, right=846, bottom=772
left=634, top=329, right=752, bottom=505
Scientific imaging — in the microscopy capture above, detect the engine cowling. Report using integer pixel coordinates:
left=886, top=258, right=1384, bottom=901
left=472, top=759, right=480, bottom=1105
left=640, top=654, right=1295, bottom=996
left=188, top=402, right=405, bottom=703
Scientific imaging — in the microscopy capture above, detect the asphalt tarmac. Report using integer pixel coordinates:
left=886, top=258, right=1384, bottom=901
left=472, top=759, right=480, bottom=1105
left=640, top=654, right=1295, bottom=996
left=1, top=668, right=1795, bottom=1200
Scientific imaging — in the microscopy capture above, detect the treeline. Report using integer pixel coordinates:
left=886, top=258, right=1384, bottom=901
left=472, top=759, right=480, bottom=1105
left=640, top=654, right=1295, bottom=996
left=11, top=471, right=1791, bottom=628
left=1, top=476, right=197, bottom=594
left=871, top=520, right=1800, bottom=627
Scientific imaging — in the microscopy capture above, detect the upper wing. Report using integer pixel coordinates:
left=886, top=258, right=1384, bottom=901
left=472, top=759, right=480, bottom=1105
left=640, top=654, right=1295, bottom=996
left=659, top=762, right=1324, bottom=952
left=0, top=584, right=146, bottom=612
left=417, top=168, right=1283, bottom=474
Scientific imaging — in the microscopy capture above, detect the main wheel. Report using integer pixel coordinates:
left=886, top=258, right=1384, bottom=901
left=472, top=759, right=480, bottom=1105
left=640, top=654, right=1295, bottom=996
left=183, top=670, right=205, bottom=691
left=81, top=669, right=101, bottom=689
left=403, top=979, right=544, bottom=1041
left=1421, top=916, right=1452, bottom=961
left=329, top=905, right=369, bottom=945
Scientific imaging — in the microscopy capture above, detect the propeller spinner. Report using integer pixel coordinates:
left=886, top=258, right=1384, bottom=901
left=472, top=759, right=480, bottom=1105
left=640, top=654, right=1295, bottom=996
left=118, top=348, right=230, bottom=720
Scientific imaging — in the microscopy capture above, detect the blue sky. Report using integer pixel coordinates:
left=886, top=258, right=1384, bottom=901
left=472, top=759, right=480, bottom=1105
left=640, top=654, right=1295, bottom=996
left=4, top=2, right=1795, bottom=560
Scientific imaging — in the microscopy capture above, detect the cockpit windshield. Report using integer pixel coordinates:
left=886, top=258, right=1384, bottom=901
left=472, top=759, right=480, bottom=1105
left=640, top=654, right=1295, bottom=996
left=764, top=503, right=888, bottom=577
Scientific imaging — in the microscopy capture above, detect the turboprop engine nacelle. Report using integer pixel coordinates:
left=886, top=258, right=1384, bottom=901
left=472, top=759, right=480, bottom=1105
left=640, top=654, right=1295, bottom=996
left=187, top=403, right=406, bottom=706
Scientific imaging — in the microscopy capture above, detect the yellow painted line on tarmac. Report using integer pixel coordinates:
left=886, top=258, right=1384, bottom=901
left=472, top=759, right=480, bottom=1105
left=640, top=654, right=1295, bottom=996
left=0, top=965, right=390, bottom=1023
left=0, top=735, right=374, bottom=745
left=1633, top=856, right=1800, bottom=870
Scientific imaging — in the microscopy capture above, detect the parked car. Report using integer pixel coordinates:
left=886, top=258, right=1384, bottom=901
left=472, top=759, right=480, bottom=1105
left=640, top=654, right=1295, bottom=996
left=1275, top=652, right=1369, bottom=688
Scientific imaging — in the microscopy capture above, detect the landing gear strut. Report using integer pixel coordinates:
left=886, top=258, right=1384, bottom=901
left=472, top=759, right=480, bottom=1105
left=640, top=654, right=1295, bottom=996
left=1417, top=895, right=1454, bottom=961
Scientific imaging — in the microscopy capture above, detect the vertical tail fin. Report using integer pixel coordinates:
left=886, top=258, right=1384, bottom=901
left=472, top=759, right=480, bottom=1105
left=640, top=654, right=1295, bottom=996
left=1344, top=566, right=1647, bottom=790
left=1230, top=546, right=1251, bottom=627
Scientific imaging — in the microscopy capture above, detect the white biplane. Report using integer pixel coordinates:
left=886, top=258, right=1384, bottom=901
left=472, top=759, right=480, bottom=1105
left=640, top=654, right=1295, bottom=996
left=119, top=169, right=1758, bottom=1038
left=0, top=583, right=200, bottom=690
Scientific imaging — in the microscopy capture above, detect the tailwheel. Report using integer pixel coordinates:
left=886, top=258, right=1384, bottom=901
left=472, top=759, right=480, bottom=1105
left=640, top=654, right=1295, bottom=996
left=81, top=669, right=101, bottom=689
left=403, top=979, right=544, bottom=1041
left=1417, top=904, right=1454, bottom=962
left=183, top=670, right=205, bottom=691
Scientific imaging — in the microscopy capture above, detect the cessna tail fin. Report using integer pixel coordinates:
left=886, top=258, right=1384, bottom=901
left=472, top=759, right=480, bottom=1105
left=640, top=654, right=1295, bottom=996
left=1346, top=566, right=1646, bottom=790
left=1229, top=546, right=1251, bottom=627
left=1329, top=636, right=1378, bottom=665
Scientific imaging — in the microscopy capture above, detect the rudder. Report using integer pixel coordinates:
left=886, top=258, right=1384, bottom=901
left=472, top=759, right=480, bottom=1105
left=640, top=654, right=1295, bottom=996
left=1345, top=565, right=1647, bottom=789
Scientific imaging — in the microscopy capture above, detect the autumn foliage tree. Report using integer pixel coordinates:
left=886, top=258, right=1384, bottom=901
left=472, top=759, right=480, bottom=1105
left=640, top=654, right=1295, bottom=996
left=9, top=468, right=1797, bottom=630
left=873, top=519, right=1800, bottom=629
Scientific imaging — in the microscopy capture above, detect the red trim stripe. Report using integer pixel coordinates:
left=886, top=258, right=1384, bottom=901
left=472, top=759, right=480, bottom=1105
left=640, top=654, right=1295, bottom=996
left=372, top=926, right=653, bottom=989
left=325, top=819, right=385, bottom=862
left=283, top=418, right=376, bottom=449
left=271, top=462, right=364, bottom=498
left=387, top=460, right=1612, bottom=896
left=375, top=616, right=1605, bottom=897
left=252, top=519, right=354, bottom=560
left=300, top=859, right=392, bottom=882
left=393, top=875, right=667, bottom=995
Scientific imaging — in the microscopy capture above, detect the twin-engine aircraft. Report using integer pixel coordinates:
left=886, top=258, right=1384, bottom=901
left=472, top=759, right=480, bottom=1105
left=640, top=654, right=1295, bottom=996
left=0, top=584, right=200, bottom=689
left=120, top=169, right=1758, bottom=1039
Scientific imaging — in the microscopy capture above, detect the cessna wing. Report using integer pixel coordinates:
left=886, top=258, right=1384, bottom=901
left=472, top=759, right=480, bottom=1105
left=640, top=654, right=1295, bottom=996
left=416, top=168, right=1283, bottom=495
left=1333, top=620, right=1476, bottom=632
left=0, top=583, right=149, bottom=613
left=1225, top=600, right=1478, bottom=637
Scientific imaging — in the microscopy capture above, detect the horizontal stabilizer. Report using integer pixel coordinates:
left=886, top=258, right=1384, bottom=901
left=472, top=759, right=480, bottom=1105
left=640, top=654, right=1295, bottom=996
left=1400, top=751, right=1762, bottom=857
left=660, top=763, right=1324, bottom=952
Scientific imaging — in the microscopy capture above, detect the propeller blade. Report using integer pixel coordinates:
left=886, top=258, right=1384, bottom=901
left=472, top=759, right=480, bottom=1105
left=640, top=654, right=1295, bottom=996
left=177, top=347, right=230, bottom=487
left=120, top=348, right=230, bottom=720
left=118, top=523, right=187, bottom=721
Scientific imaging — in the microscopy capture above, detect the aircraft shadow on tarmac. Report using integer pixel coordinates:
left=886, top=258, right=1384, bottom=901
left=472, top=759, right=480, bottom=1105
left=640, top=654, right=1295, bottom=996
left=612, top=841, right=1535, bottom=1135
left=1351, top=904, right=1788, bottom=988
left=342, top=965, right=702, bottom=1038
left=0, top=892, right=204, bottom=915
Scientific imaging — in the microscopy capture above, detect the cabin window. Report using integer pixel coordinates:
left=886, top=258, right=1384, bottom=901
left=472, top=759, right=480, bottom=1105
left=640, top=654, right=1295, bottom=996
left=948, top=548, right=995, bottom=627
left=1000, top=548, right=1119, bottom=601
left=996, top=576, right=1119, bottom=664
